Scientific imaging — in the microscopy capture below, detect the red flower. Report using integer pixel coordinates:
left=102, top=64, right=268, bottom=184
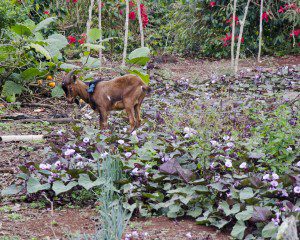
left=290, top=29, right=300, bottom=38
left=120, top=10, right=123, bottom=15
left=226, top=15, right=239, bottom=25
left=129, top=11, right=136, bottom=20
left=44, top=10, right=50, bottom=15
left=78, top=38, right=85, bottom=44
left=278, top=6, right=285, bottom=13
left=222, top=33, right=232, bottom=46
left=129, top=1, right=135, bottom=7
left=210, top=2, right=216, bottom=7
left=67, top=35, right=76, bottom=44
left=140, top=4, right=148, bottom=28
left=262, top=12, right=269, bottom=22
left=72, top=0, right=78, bottom=3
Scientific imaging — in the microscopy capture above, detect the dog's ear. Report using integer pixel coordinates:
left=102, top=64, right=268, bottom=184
left=73, top=75, right=77, bottom=83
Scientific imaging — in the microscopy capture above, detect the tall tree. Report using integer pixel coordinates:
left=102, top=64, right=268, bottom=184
left=231, top=0, right=238, bottom=69
left=235, top=0, right=251, bottom=74
left=86, top=0, right=95, bottom=51
left=258, top=0, right=264, bottom=62
left=137, top=0, right=145, bottom=47
left=122, top=0, right=130, bottom=66
left=98, top=0, right=102, bottom=69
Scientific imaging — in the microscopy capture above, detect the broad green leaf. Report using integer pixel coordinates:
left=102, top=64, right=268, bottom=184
left=127, top=47, right=150, bottom=66
left=52, top=181, right=78, bottom=195
left=60, top=63, right=81, bottom=70
left=88, top=28, right=101, bottom=42
left=219, top=201, right=240, bottom=216
left=34, top=17, right=57, bottom=32
left=211, top=219, right=229, bottom=229
left=0, top=45, right=15, bottom=61
left=78, top=174, right=105, bottom=190
left=167, top=204, right=182, bottom=218
left=22, top=19, right=36, bottom=31
left=231, top=221, right=247, bottom=240
left=27, top=177, right=50, bottom=194
left=21, top=68, right=41, bottom=80
left=51, top=85, right=65, bottom=98
left=11, top=24, right=32, bottom=36
left=44, top=34, right=68, bottom=58
left=81, top=56, right=100, bottom=68
left=187, top=207, right=202, bottom=218
left=30, top=43, right=51, bottom=60
left=128, top=69, right=150, bottom=85
left=262, top=222, right=278, bottom=238
left=236, top=206, right=254, bottom=221
left=1, top=184, right=23, bottom=196
left=240, top=187, right=254, bottom=200
left=83, top=43, right=105, bottom=50
left=1, top=81, right=24, bottom=98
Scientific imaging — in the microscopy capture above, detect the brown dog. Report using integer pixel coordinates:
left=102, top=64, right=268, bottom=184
left=62, top=71, right=150, bottom=132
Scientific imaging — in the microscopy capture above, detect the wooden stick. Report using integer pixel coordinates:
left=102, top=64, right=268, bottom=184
left=0, top=135, right=44, bottom=142
left=1, top=118, right=78, bottom=124
left=0, top=168, right=14, bottom=173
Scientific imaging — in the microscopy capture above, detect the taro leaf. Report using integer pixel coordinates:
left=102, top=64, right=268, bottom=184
left=52, top=181, right=78, bottom=195
left=231, top=220, right=247, bottom=240
left=240, top=187, right=254, bottom=200
left=88, top=28, right=101, bottom=42
left=35, top=17, right=57, bottom=32
left=219, top=201, right=240, bottom=216
left=11, top=24, right=32, bottom=36
left=127, top=47, right=150, bottom=66
left=249, top=207, right=272, bottom=223
left=44, top=34, right=68, bottom=58
left=30, top=43, right=51, bottom=60
left=159, top=158, right=193, bottom=183
left=261, top=222, right=278, bottom=238
left=60, top=63, right=80, bottom=70
left=78, top=174, right=105, bottom=190
left=1, top=184, right=23, bottom=196
left=27, top=177, right=50, bottom=194
left=128, top=69, right=150, bottom=85
left=187, top=207, right=202, bottom=218
left=236, top=206, right=254, bottom=221
left=51, top=85, right=65, bottom=98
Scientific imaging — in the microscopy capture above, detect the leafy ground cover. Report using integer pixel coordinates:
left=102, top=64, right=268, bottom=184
left=0, top=56, right=299, bottom=239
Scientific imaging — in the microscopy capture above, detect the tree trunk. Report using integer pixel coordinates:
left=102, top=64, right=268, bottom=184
left=137, top=0, right=145, bottom=47
left=231, top=0, right=238, bottom=69
left=86, top=0, right=95, bottom=51
left=98, top=0, right=102, bottom=70
left=122, top=0, right=130, bottom=66
left=258, top=0, right=264, bottom=62
left=235, top=0, right=251, bottom=74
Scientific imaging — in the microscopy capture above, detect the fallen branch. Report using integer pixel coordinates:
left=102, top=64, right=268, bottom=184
left=1, top=118, right=78, bottom=124
left=0, top=135, right=44, bottom=142
left=0, top=168, right=14, bottom=173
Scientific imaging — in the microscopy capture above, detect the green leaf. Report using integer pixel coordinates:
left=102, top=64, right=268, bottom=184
left=44, top=34, right=68, bottom=58
left=11, top=24, right=32, bottom=36
left=81, top=56, right=100, bottom=68
left=0, top=45, right=15, bottom=61
left=78, top=174, right=105, bottom=190
left=1, top=184, right=23, bottom=196
left=127, top=47, right=150, bottom=66
left=262, top=222, right=278, bottom=238
left=187, top=207, right=202, bottom=218
left=240, top=187, right=254, bottom=200
left=52, top=181, right=77, bottom=195
left=60, top=63, right=81, bottom=70
left=231, top=221, right=247, bottom=240
left=219, top=201, right=240, bottom=216
left=83, top=43, right=105, bottom=50
left=211, top=219, right=229, bottom=229
left=34, top=17, right=57, bottom=32
left=1, top=81, right=24, bottom=98
left=27, top=177, right=50, bottom=194
left=51, top=85, right=65, bottom=98
left=21, top=68, right=41, bottom=80
left=128, top=69, right=150, bottom=85
left=88, top=28, right=101, bottom=42
left=236, top=206, right=254, bottom=221
left=30, top=43, right=51, bottom=60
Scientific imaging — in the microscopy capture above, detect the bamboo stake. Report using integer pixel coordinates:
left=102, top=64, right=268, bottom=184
left=122, top=0, right=130, bottom=67
left=0, top=135, right=44, bottom=142
left=235, top=0, right=251, bottom=74
left=86, top=0, right=95, bottom=51
left=231, top=0, right=238, bottom=69
left=258, top=0, right=263, bottom=62
left=98, top=0, right=102, bottom=70
left=137, top=0, right=145, bottom=47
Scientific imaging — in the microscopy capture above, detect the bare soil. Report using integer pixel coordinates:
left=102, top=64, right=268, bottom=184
left=0, top=55, right=299, bottom=240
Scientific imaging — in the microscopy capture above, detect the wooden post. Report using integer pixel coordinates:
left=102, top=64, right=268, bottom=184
left=122, top=0, right=130, bottom=67
left=137, top=0, right=145, bottom=47
left=258, top=0, right=264, bottom=62
left=86, top=0, right=95, bottom=51
left=231, top=0, right=238, bottom=69
left=98, top=0, right=102, bottom=69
